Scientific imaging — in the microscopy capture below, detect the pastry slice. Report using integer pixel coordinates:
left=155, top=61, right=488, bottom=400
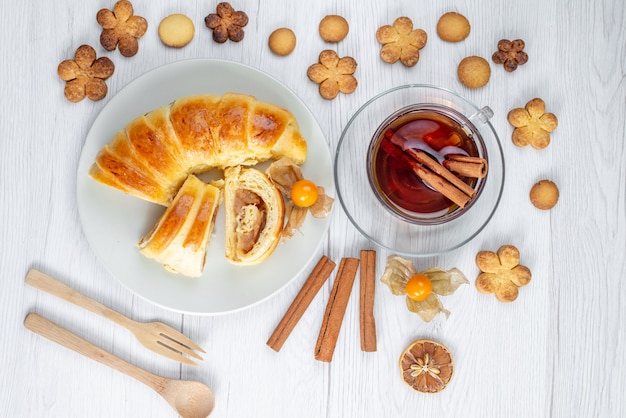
left=138, top=175, right=221, bottom=277
left=224, top=166, right=285, bottom=265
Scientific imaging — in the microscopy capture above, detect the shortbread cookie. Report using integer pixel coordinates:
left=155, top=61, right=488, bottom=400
left=457, top=56, right=490, bottom=88
left=158, top=14, right=195, bottom=48
left=436, top=12, right=470, bottom=42
left=268, top=28, right=296, bottom=56
left=319, top=15, right=349, bottom=42
left=530, top=180, right=559, bottom=210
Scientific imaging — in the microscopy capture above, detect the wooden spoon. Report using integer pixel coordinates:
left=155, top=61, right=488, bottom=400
left=24, top=313, right=215, bottom=418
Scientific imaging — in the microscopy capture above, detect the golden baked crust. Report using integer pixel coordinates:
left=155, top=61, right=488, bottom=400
left=138, top=175, right=221, bottom=277
left=475, top=245, right=532, bottom=302
left=89, top=93, right=307, bottom=205
left=436, top=12, right=470, bottom=42
left=457, top=56, right=490, bottom=88
left=224, top=166, right=285, bottom=265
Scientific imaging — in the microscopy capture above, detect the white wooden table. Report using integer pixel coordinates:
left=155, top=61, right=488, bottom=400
left=2, top=0, right=625, bottom=416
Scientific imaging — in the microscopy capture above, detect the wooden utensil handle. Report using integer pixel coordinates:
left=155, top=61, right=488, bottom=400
left=24, top=313, right=161, bottom=390
left=25, top=269, right=131, bottom=326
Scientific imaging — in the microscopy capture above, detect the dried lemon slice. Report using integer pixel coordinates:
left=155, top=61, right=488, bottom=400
left=399, top=339, right=454, bottom=393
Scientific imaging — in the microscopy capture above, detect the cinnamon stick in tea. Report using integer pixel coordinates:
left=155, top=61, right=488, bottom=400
left=380, top=139, right=472, bottom=208
left=314, top=257, right=360, bottom=362
left=405, top=148, right=477, bottom=198
left=359, top=250, right=377, bottom=352
left=443, top=155, right=488, bottom=178
left=267, top=255, right=336, bottom=352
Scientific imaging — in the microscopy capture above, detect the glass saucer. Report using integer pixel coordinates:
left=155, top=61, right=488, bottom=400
left=334, top=84, right=505, bottom=257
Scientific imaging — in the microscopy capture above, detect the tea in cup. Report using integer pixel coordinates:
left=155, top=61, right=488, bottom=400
left=366, top=103, right=492, bottom=225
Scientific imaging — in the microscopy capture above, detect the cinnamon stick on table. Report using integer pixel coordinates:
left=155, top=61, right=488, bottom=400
left=314, top=257, right=360, bottom=363
left=359, top=250, right=377, bottom=352
left=267, top=255, right=336, bottom=352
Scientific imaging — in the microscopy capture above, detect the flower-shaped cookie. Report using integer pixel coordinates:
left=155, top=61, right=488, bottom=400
left=204, top=2, right=249, bottom=43
left=307, top=50, right=358, bottom=100
left=380, top=255, right=468, bottom=322
left=57, top=45, right=115, bottom=102
left=96, top=0, right=147, bottom=57
left=376, top=17, right=427, bottom=67
left=475, top=245, right=532, bottom=302
left=492, top=39, right=528, bottom=72
left=507, top=98, right=558, bottom=149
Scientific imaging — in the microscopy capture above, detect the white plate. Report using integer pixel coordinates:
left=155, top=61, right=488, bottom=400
left=77, top=59, right=333, bottom=315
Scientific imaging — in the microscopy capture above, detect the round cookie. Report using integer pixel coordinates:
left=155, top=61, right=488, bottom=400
left=268, top=28, right=296, bottom=56
left=437, top=12, right=470, bottom=42
left=530, top=180, right=559, bottom=210
left=158, top=14, right=195, bottom=48
left=319, top=15, right=349, bottom=42
left=457, top=56, right=490, bottom=88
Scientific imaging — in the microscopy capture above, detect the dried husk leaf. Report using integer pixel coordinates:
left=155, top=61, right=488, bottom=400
left=380, top=255, right=417, bottom=295
left=309, top=186, right=333, bottom=218
left=406, top=293, right=450, bottom=322
left=266, top=157, right=303, bottom=195
left=282, top=201, right=307, bottom=240
left=422, top=267, right=469, bottom=296
left=266, top=158, right=333, bottom=241
left=381, top=255, right=467, bottom=321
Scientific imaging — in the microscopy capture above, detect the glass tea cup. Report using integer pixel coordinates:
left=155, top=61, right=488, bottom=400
left=366, top=102, right=493, bottom=225
left=334, top=84, right=505, bottom=257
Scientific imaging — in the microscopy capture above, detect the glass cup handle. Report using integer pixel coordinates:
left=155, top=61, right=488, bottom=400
left=468, top=106, right=494, bottom=127
left=461, top=106, right=493, bottom=137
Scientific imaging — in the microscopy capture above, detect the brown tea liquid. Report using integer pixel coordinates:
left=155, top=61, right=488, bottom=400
left=370, top=108, right=479, bottom=215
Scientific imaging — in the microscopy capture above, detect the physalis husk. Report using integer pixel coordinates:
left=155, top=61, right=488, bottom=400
left=380, top=255, right=468, bottom=322
left=266, top=157, right=334, bottom=241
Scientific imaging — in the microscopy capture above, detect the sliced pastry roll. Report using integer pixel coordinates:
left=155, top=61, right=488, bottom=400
left=138, top=175, right=221, bottom=277
left=224, top=166, right=285, bottom=265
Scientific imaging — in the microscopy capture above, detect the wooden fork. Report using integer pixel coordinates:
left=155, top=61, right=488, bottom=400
left=25, top=268, right=205, bottom=366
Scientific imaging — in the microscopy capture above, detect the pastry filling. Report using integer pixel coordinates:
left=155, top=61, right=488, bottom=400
left=234, top=189, right=267, bottom=253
